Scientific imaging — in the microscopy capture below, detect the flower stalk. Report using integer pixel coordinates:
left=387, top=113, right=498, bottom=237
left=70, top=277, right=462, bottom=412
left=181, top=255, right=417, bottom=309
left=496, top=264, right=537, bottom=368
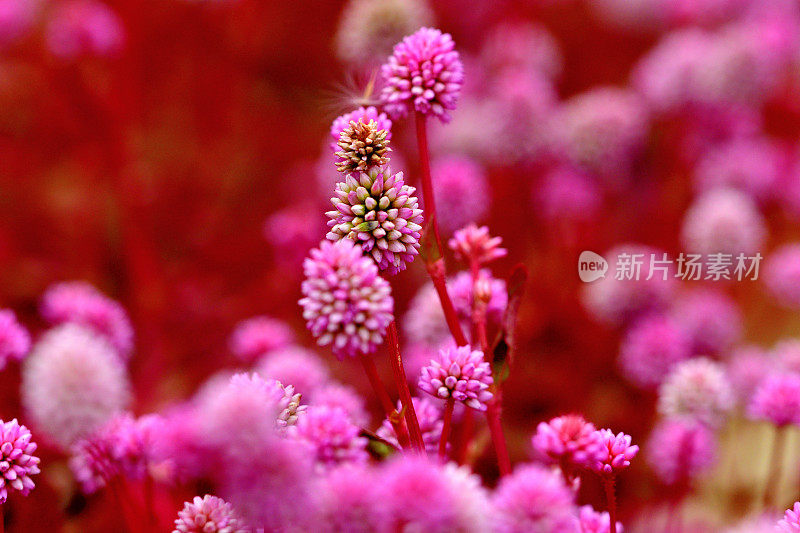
left=387, top=322, right=425, bottom=453
left=360, top=354, right=410, bottom=449
left=439, top=397, right=455, bottom=459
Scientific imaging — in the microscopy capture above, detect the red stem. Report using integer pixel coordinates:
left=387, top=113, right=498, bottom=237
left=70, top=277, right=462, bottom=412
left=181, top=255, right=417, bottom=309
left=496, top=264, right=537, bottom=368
left=144, top=473, right=156, bottom=530
left=439, top=397, right=455, bottom=459
left=360, top=354, right=410, bottom=449
left=604, top=476, right=618, bottom=533
left=109, top=477, right=139, bottom=533
left=387, top=322, right=426, bottom=453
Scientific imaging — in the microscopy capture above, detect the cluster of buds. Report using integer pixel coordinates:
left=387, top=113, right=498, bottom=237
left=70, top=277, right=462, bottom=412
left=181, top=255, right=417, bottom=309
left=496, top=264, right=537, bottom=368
left=335, top=120, right=391, bottom=174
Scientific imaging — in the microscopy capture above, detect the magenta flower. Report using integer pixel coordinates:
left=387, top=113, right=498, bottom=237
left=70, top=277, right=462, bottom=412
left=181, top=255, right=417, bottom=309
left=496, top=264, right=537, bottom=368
left=532, top=415, right=606, bottom=470
left=45, top=0, right=125, bottom=60
left=480, top=22, right=562, bottom=80
left=418, top=345, right=493, bottom=411
left=579, top=505, right=621, bottom=533
left=326, top=167, right=423, bottom=274
left=228, top=316, right=294, bottom=363
left=492, top=464, right=579, bottom=533
left=726, top=346, right=775, bottom=405
left=308, top=383, right=369, bottom=428
left=657, top=357, right=735, bottom=428
left=299, top=240, right=394, bottom=358
left=0, top=418, right=40, bottom=504
left=330, top=107, right=392, bottom=153
left=646, top=417, right=716, bottom=486
left=173, top=494, right=246, bottom=533
left=449, top=270, right=507, bottom=323
left=619, top=314, right=693, bottom=389
left=0, top=0, right=37, bottom=47
left=693, top=137, right=783, bottom=202
left=592, top=429, right=639, bottom=476
left=779, top=501, right=800, bottom=532
left=748, top=374, right=800, bottom=427
left=670, top=289, right=742, bottom=354
left=430, top=155, right=489, bottom=232
left=289, top=405, right=368, bottom=471
left=764, top=244, right=800, bottom=310
left=449, top=224, right=507, bottom=266
left=535, top=165, right=602, bottom=223
left=314, top=464, right=386, bottom=532
left=380, top=27, right=464, bottom=123
left=255, top=346, right=331, bottom=397
left=41, top=281, right=134, bottom=360
left=0, top=309, right=30, bottom=370
left=376, top=396, right=443, bottom=454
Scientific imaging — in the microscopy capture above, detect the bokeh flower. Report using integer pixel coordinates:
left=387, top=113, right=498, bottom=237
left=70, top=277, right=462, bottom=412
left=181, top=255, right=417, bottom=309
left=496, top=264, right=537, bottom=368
left=313, top=464, right=385, bottom=533
left=45, top=0, right=125, bottom=60
left=418, top=345, right=493, bottom=411
left=747, top=374, right=800, bottom=427
left=255, top=346, right=330, bottom=397
left=763, top=244, right=800, bottom=309
left=579, top=505, right=621, bottom=533
left=619, top=314, right=693, bottom=389
left=449, top=224, right=507, bottom=266
left=681, top=188, right=766, bottom=256
left=0, top=309, right=30, bottom=370
left=779, top=501, right=800, bottom=532
left=670, top=289, right=742, bottom=354
left=646, top=417, right=716, bottom=486
left=289, top=405, right=368, bottom=470
left=431, top=155, right=489, bottom=233
left=532, top=415, right=605, bottom=470
left=657, top=357, right=735, bottom=428
left=308, top=383, right=369, bottom=427
left=376, top=396, right=443, bottom=454
left=228, top=316, right=294, bottom=363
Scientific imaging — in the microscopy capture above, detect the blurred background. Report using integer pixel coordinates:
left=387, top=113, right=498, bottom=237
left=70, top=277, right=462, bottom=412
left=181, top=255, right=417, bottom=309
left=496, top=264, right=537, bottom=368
left=2, top=0, right=800, bottom=530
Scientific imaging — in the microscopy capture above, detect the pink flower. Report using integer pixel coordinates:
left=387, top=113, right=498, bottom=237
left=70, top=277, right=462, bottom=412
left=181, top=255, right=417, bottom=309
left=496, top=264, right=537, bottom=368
left=430, top=155, right=489, bottom=232
left=448, top=224, right=507, bottom=266
left=289, top=406, right=368, bottom=471
left=313, top=464, right=386, bottom=532
left=657, top=357, right=735, bottom=428
left=764, top=244, right=800, bottom=309
left=0, top=418, right=40, bottom=503
left=0, top=309, right=30, bottom=370
left=173, top=495, right=246, bottom=533
left=308, top=383, right=369, bottom=427
left=532, top=415, right=606, bottom=470
left=779, top=501, right=800, bottom=532
left=45, top=0, right=125, bottom=60
left=449, top=270, right=507, bottom=323
left=380, top=27, right=464, bottom=123
left=748, top=374, right=800, bottom=427
left=228, top=316, right=294, bottom=363
left=418, top=345, right=493, bottom=411
left=535, top=165, right=602, bottom=223
left=480, top=22, right=562, bottom=80
left=646, top=417, right=716, bottom=486
left=670, top=289, right=742, bottom=354
left=330, top=107, right=392, bottom=154
left=255, top=346, right=330, bottom=397
left=579, top=505, right=622, bottom=533
left=0, top=0, right=38, bottom=47
left=592, top=429, right=639, bottom=476
left=376, top=397, right=443, bottom=454
left=619, top=314, right=693, bottom=389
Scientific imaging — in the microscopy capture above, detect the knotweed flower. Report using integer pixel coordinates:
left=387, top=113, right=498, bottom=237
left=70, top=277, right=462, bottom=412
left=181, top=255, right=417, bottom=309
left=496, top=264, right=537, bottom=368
left=380, top=27, right=464, bottom=123
left=773, top=339, right=800, bottom=374
left=619, top=314, right=693, bottom=389
left=726, top=346, right=774, bottom=405
left=314, top=464, right=385, bottom=533
left=657, top=358, right=735, bottom=428
left=532, top=415, right=606, bottom=471
left=403, top=282, right=450, bottom=347
left=326, top=167, right=423, bottom=274
left=579, top=505, right=621, bottom=533
left=0, top=309, right=30, bottom=370
left=535, top=165, right=602, bottom=223
left=329, top=107, right=392, bottom=154
left=255, top=346, right=330, bottom=397
left=646, top=418, right=716, bottom=486
left=41, top=281, right=134, bottom=360
left=289, top=406, right=368, bottom=470
left=308, top=383, right=369, bottom=427
left=492, top=464, right=579, bottom=533
left=228, top=316, right=294, bottom=363
left=335, top=120, right=391, bottom=174
left=764, top=244, right=800, bottom=309
left=0, top=0, right=37, bottom=47
left=449, top=224, right=507, bottom=266
left=418, top=345, right=493, bottom=411
left=264, top=201, right=326, bottom=267
left=480, top=22, right=562, bottom=80
left=0, top=418, right=39, bottom=503
left=779, top=502, right=800, bottom=532
left=693, top=137, right=783, bottom=202
left=442, top=463, right=492, bottom=533
left=45, top=0, right=124, bottom=59
left=22, top=324, right=130, bottom=448
left=592, top=429, right=638, bottom=476
left=449, top=270, right=507, bottom=323
left=670, top=289, right=742, bottom=354
left=299, top=240, right=393, bottom=358
left=681, top=188, right=766, bottom=256
left=431, top=155, right=489, bottom=232
left=173, top=495, right=246, bottom=533
left=376, top=396, right=443, bottom=454
left=747, top=374, right=800, bottom=427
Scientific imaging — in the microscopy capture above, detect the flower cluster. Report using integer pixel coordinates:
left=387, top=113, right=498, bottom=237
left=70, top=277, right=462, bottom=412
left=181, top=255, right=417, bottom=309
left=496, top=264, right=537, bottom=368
left=0, top=309, right=30, bottom=370
left=0, top=419, right=40, bottom=504
left=173, top=495, right=246, bottom=533
left=418, top=345, right=493, bottom=411
left=532, top=415, right=605, bottom=470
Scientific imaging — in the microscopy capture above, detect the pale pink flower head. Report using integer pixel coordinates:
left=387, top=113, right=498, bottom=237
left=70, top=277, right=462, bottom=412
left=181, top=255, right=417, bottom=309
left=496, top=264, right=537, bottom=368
left=45, top=0, right=125, bottom=60
left=532, top=415, right=606, bottom=470
left=449, top=269, right=507, bottom=323
left=299, top=239, right=394, bottom=359
left=492, top=464, right=579, bottom=533
left=0, top=0, right=38, bottom=47
left=255, top=346, right=330, bottom=397
left=418, top=345, right=493, bottom=411
left=694, top=137, right=784, bottom=202
left=726, top=345, right=775, bottom=405
left=779, top=501, right=800, bottom=532
left=289, top=405, right=368, bottom=471
left=313, top=464, right=386, bottom=533
left=41, top=281, right=134, bottom=360
left=764, top=244, right=800, bottom=309
left=173, top=494, right=246, bottom=533
left=377, top=396, right=443, bottom=454
left=0, top=309, right=30, bottom=370
left=22, top=324, right=130, bottom=449
left=646, top=417, right=716, bottom=486
left=431, top=155, right=489, bottom=232
left=535, top=165, right=602, bottom=223
left=619, top=314, right=693, bottom=389
left=579, top=505, right=622, bottom=533
left=670, top=289, right=742, bottom=354
left=0, top=418, right=40, bottom=503
left=228, top=316, right=294, bottom=363
left=773, top=339, right=800, bottom=374
left=449, top=224, right=507, bottom=266
left=329, top=107, right=392, bottom=154
left=747, top=373, right=800, bottom=427
left=380, top=27, right=464, bottom=123
left=326, top=166, right=423, bottom=274
left=592, top=429, right=639, bottom=476
left=657, top=357, right=735, bottom=428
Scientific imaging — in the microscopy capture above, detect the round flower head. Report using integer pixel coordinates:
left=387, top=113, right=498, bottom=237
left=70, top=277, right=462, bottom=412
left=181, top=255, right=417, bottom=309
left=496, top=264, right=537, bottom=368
left=403, top=282, right=450, bottom=347
left=773, top=339, right=800, bottom=374
left=418, top=345, right=493, bottom=411
left=779, top=502, right=800, bottom=532
left=726, top=345, right=774, bottom=405
left=326, top=166, right=423, bottom=275
left=646, top=417, right=716, bottom=486
left=535, top=165, right=602, bottom=223
left=45, top=0, right=124, bottom=60
left=657, top=357, right=735, bottom=428
left=592, top=429, right=638, bottom=476
left=173, top=495, right=246, bottom=533
left=619, top=314, right=693, bottom=389
left=314, top=464, right=386, bottom=533
left=449, top=270, right=507, bottom=323
left=41, top=281, right=134, bottom=360
left=431, top=155, right=489, bottom=233
left=0, top=0, right=38, bottom=47
left=335, top=0, right=432, bottom=66
left=308, top=383, right=369, bottom=427
left=441, top=463, right=492, bottom=533
left=480, top=22, right=562, bottom=80
left=747, top=373, right=800, bottom=427
left=228, top=316, right=294, bottom=363
left=289, top=405, right=368, bottom=471
left=264, top=200, right=327, bottom=267
left=299, top=240, right=394, bottom=358
left=329, top=107, right=392, bottom=154
left=0, top=309, right=30, bottom=370
left=22, top=324, right=130, bottom=449
left=335, top=120, right=391, bottom=174
left=681, top=188, right=766, bottom=256
left=492, top=464, right=579, bottom=533
left=532, top=415, right=606, bottom=471
left=694, top=137, right=783, bottom=202
left=579, top=505, right=622, bottom=533
left=255, top=346, right=330, bottom=397
left=449, top=224, right=507, bottom=266
left=376, top=396, right=443, bottom=454
left=764, top=244, right=800, bottom=309
left=670, top=289, right=742, bottom=354
left=0, top=418, right=40, bottom=503
left=380, top=27, right=464, bottom=123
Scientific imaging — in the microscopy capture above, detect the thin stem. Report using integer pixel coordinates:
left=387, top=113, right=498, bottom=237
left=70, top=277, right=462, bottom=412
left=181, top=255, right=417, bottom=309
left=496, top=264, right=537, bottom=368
left=388, top=322, right=426, bottom=453
left=454, top=408, right=474, bottom=464
left=360, top=354, right=410, bottom=448
left=428, top=263, right=469, bottom=347
left=439, top=397, right=455, bottom=459
left=486, top=401, right=511, bottom=476
left=109, top=477, right=138, bottom=533
left=0, top=505, right=4, bottom=533
left=144, top=473, right=156, bottom=530
left=603, top=476, right=618, bottom=533
left=763, top=425, right=787, bottom=509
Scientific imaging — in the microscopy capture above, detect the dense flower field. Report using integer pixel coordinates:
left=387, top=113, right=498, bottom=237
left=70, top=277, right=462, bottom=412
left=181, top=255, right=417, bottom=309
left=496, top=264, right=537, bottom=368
left=2, top=0, right=800, bottom=531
